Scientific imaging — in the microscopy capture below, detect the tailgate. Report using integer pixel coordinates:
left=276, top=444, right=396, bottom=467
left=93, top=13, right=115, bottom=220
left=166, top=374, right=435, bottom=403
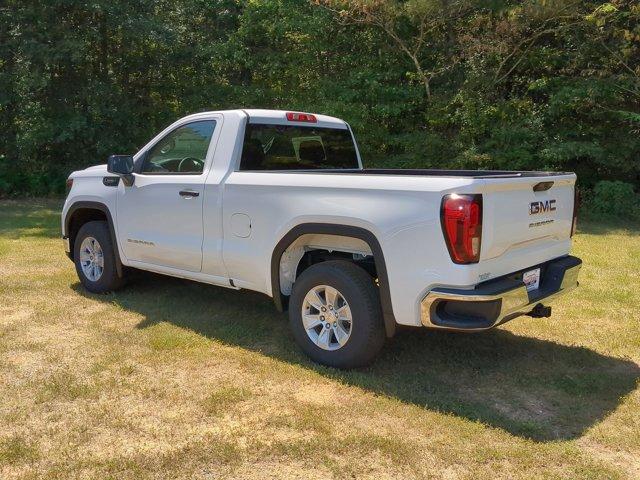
left=478, top=174, right=576, bottom=261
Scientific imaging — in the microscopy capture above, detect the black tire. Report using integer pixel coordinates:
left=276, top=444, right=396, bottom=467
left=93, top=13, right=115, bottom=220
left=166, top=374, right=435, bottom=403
left=74, top=220, right=124, bottom=293
left=288, top=260, right=386, bottom=369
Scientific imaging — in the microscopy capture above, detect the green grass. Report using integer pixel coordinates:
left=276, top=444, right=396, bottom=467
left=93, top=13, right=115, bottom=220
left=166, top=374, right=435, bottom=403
left=0, top=436, right=38, bottom=465
left=202, top=386, right=252, bottom=415
left=0, top=199, right=638, bottom=479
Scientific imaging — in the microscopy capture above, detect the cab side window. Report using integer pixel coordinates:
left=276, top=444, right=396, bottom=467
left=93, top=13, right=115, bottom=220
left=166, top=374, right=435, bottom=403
left=141, top=120, right=216, bottom=174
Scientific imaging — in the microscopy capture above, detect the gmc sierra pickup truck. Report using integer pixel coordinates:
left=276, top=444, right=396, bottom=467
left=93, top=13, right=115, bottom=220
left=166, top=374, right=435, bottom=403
left=62, top=109, right=582, bottom=368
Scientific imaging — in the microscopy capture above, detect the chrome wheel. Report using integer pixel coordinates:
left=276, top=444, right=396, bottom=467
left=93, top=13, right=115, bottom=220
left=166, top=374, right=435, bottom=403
left=79, top=236, right=104, bottom=282
left=301, top=285, right=352, bottom=351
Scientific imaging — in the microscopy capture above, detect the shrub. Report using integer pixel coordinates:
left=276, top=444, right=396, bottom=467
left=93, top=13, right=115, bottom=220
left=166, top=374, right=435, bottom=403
left=590, top=181, right=640, bottom=219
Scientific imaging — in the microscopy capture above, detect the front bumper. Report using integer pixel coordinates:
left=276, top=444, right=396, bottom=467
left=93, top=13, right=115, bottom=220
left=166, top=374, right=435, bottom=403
left=421, top=255, right=582, bottom=331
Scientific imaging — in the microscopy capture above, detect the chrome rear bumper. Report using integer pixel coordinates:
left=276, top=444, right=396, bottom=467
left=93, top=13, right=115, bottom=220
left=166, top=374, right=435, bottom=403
left=421, top=255, right=581, bottom=331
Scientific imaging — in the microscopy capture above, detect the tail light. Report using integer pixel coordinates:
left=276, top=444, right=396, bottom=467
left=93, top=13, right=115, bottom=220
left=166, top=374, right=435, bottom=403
left=66, top=178, right=73, bottom=194
left=571, top=186, right=580, bottom=237
left=441, top=194, right=483, bottom=264
left=286, top=112, right=317, bottom=123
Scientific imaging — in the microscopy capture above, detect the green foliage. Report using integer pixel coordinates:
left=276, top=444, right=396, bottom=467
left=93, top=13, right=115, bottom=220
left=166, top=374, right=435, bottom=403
left=0, top=0, right=638, bottom=197
left=590, top=180, right=640, bottom=219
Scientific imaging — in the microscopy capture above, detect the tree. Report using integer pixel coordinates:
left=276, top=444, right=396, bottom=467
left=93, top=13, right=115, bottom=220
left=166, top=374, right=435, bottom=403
left=0, top=0, right=638, bottom=196
left=313, top=0, right=476, bottom=100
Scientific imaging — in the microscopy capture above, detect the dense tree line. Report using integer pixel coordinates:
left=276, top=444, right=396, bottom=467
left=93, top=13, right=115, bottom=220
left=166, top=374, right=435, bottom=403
left=0, top=0, right=638, bottom=207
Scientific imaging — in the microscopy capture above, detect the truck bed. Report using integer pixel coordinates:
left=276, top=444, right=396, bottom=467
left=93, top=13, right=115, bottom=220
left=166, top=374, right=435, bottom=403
left=248, top=168, right=573, bottom=178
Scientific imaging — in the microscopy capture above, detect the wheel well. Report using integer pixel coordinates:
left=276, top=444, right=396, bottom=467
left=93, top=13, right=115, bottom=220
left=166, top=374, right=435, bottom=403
left=271, top=225, right=396, bottom=337
left=67, top=208, right=108, bottom=259
left=278, top=233, right=374, bottom=297
left=295, top=249, right=377, bottom=284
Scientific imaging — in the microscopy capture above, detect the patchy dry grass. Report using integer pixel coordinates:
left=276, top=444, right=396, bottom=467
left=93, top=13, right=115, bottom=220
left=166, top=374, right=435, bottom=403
left=0, top=199, right=638, bottom=479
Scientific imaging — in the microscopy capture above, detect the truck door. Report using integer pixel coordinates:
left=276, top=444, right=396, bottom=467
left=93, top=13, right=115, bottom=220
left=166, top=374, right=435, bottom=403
left=116, top=119, right=219, bottom=273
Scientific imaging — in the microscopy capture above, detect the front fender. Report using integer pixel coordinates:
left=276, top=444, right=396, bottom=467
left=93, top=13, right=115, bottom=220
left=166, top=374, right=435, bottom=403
left=62, top=199, right=124, bottom=278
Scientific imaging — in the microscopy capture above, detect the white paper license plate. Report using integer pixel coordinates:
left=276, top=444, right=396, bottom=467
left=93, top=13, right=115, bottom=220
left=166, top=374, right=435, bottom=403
left=523, top=268, right=541, bottom=292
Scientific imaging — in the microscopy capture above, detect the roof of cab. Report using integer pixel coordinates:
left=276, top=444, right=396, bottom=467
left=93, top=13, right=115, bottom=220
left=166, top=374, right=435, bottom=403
left=187, top=109, right=349, bottom=129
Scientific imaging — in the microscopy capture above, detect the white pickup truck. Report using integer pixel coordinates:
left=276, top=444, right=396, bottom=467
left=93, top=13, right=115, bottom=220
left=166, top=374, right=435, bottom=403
left=62, top=109, right=581, bottom=368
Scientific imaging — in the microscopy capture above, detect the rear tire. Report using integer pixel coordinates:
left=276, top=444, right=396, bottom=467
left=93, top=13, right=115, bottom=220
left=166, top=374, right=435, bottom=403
left=289, top=260, right=385, bottom=368
left=74, top=221, right=124, bottom=293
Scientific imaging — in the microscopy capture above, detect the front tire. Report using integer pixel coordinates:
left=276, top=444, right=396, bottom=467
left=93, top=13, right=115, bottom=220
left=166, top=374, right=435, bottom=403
left=289, top=260, right=385, bottom=368
left=74, top=221, right=123, bottom=293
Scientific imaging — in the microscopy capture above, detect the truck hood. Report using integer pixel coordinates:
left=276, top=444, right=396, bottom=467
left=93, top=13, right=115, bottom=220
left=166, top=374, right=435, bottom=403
left=84, top=164, right=108, bottom=172
left=71, top=164, right=108, bottom=178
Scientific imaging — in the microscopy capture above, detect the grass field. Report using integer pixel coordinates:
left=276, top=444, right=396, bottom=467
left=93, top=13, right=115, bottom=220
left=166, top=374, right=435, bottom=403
left=0, top=199, right=638, bottom=479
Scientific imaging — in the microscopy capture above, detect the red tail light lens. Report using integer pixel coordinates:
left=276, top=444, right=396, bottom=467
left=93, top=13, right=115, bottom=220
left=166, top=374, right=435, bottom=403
left=441, top=194, right=483, bottom=264
left=286, top=112, right=317, bottom=123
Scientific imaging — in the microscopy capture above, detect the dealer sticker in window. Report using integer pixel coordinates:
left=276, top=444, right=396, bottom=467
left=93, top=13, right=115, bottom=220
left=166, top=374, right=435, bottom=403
left=523, top=268, right=541, bottom=292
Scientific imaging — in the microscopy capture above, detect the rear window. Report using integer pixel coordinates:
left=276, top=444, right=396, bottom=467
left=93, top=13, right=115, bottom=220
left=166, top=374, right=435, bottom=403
left=239, top=123, right=359, bottom=171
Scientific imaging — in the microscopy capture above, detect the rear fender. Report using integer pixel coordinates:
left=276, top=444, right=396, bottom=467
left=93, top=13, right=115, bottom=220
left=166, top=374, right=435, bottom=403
left=271, top=223, right=396, bottom=337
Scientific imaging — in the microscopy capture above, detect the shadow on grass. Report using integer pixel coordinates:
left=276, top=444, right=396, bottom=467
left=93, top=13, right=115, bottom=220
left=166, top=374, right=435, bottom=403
left=0, top=199, right=62, bottom=239
left=73, top=272, right=639, bottom=443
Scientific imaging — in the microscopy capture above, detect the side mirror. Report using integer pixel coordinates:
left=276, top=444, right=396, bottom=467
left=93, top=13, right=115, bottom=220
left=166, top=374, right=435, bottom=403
left=107, top=155, right=135, bottom=186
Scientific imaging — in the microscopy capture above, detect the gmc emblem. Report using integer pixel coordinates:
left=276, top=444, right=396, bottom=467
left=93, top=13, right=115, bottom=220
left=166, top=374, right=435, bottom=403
left=530, top=199, right=556, bottom=215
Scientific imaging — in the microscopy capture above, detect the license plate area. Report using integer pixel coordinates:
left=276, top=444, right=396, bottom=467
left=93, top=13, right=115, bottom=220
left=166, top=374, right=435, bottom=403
left=523, top=268, right=541, bottom=292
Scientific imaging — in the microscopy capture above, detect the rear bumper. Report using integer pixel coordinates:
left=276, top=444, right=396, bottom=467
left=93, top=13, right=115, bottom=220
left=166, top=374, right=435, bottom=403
left=420, top=255, right=581, bottom=331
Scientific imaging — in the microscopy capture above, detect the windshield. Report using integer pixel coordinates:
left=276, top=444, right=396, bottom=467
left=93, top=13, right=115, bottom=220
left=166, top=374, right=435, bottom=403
left=239, top=123, right=359, bottom=171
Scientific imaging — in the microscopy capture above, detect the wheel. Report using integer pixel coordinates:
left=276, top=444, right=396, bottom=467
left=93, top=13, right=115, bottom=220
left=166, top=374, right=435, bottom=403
left=74, top=221, right=124, bottom=293
left=288, top=260, right=386, bottom=368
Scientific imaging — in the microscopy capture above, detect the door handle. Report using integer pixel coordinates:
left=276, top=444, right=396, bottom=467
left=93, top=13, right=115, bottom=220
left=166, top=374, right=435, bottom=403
left=179, top=190, right=200, bottom=198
